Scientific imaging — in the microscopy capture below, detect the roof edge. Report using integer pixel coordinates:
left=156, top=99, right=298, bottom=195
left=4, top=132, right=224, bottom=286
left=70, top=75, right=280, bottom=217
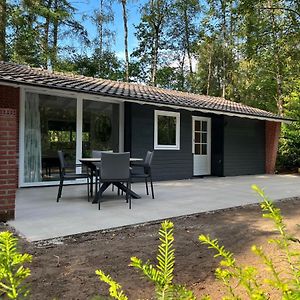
left=0, top=79, right=293, bottom=123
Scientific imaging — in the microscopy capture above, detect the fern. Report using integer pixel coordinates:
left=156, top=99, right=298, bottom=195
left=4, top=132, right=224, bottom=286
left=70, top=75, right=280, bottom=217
left=199, top=234, right=267, bottom=300
left=130, top=221, right=194, bottom=300
left=252, top=184, right=300, bottom=296
left=130, top=220, right=195, bottom=300
left=95, top=270, right=128, bottom=300
left=199, top=186, right=300, bottom=299
left=0, top=231, right=32, bottom=299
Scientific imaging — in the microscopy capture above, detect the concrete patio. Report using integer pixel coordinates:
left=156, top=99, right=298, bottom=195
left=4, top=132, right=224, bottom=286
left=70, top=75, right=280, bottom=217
left=9, top=174, right=300, bottom=241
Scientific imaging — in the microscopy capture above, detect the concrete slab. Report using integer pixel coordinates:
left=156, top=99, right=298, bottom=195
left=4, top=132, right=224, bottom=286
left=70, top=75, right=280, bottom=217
left=8, top=174, right=300, bottom=241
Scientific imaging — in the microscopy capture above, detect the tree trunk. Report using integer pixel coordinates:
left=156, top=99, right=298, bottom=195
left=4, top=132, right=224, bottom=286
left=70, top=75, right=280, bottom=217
left=0, top=0, right=6, bottom=61
left=43, top=0, right=53, bottom=69
left=207, top=48, right=212, bottom=95
left=180, top=50, right=186, bottom=90
left=269, top=2, right=284, bottom=116
left=121, top=0, right=129, bottom=82
left=221, top=0, right=227, bottom=98
left=183, top=5, right=193, bottom=74
left=51, top=0, right=58, bottom=69
left=151, top=28, right=159, bottom=86
left=99, top=0, right=104, bottom=57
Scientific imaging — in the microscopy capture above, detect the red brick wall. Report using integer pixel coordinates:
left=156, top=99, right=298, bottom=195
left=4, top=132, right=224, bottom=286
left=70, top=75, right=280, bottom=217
left=265, top=121, right=281, bottom=174
left=0, top=85, right=20, bottom=221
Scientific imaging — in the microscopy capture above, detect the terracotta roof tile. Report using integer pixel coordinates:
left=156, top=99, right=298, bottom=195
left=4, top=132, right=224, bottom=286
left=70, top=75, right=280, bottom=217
left=0, top=61, right=289, bottom=121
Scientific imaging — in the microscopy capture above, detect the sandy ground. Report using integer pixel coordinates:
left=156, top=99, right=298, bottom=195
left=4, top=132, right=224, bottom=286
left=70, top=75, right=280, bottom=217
left=2, top=196, right=300, bottom=299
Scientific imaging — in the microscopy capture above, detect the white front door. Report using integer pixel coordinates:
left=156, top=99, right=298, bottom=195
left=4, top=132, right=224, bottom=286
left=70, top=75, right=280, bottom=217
left=192, top=117, right=211, bottom=176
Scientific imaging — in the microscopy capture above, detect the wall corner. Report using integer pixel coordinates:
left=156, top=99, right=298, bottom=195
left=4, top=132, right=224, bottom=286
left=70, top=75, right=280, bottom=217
left=265, top=121, right=281, bottom=174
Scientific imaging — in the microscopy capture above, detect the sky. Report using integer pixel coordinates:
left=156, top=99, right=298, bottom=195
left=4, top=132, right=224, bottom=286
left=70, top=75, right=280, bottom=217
left=69, top=0, right=147, bottom=59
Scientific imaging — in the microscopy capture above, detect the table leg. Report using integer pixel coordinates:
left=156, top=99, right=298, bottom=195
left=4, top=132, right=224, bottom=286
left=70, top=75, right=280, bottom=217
left=113, top=182, right=141, bottom=199
left=92, top=182, right=111, bottom=204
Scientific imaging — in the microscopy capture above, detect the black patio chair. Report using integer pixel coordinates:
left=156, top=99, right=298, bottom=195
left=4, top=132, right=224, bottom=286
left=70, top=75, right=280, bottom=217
left=56, top=150, right=90, bottom=202
left=131, top=151, right=155, bottom=199
left=91, top=150, right=115, bottom=194
left=98, top=152, right=131, bottom=210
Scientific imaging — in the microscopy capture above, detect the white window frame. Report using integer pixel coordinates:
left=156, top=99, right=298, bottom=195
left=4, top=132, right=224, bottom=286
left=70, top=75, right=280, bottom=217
left=154, top=110, right=180, bottom=150
left=19, top=86, right=125, bottom=187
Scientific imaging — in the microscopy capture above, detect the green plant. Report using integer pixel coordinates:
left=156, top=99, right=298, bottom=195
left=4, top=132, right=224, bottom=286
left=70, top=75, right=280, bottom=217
left=95, top=270, right=128, bottom=300
left=96, top=220, right=195, bottom=300
left=0, top=231, right=32, bottom=299
left=199, top=185, right=300, bottom=300
left=97, top=186, right=300, bottom=299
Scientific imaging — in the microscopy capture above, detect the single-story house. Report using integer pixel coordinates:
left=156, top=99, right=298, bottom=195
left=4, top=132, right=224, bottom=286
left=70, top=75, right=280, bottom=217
left=0, top=61, right=290, bottom=221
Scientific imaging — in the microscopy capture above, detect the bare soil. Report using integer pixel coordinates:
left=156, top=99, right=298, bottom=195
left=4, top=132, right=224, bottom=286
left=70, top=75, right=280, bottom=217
left=2, top=197, right=300, bottom=299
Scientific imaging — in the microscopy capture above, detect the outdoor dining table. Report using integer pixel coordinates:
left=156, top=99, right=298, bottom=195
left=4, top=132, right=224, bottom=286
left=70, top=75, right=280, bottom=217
left=79, top=157, right=143, bottom=204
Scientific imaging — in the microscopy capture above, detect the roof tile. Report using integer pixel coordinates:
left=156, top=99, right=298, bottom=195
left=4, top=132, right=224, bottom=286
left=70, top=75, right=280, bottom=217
left=0, top=61, right=288, bottom=121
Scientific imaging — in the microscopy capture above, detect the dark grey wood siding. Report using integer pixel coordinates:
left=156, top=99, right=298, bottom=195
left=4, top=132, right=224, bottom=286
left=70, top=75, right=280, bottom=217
left=127, top=103, right=193, bottom=180
left=125, top=103, right=266, bottom=180
left=223, top=116, right=265, bottom=176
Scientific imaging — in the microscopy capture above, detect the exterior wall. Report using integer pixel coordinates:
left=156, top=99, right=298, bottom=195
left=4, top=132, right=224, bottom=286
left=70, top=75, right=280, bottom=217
left=211, top=115, right=224, bottom=176
left=126, top=103, right=193, bottom=180
left=265, top=121, right=281, bottom=174
left=126, top=103, right=225, bottom=180
left=223, top=116, right=265, bottom=176
left=0, top=85, right=20, bottom=221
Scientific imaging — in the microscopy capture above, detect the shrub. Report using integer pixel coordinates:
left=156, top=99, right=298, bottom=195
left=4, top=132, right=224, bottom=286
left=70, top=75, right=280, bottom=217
left=277, top=80, right=300, bottom=171
left=97, top=185, right=300, bottom=299
left=96, top=220, right=195, bottom=300
left=0, top=231, right=32, bottom=299
left=199, top=185, right=300, bottom=299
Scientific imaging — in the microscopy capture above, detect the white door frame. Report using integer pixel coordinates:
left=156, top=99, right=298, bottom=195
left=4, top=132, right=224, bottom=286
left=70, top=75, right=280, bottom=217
left=192, top=116, right=211, bottom=176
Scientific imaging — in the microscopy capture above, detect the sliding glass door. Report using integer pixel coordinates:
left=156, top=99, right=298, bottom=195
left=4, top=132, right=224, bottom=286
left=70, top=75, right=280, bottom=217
left=22, top=91, right=120, bottom=185
left=82, top=100, right=119, bottom=157
left=24, top=93, right=77, bottom=182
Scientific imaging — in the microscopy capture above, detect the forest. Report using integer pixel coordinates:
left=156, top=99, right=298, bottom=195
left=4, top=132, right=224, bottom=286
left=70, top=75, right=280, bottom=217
left=0, top=0, right=299, bottom=170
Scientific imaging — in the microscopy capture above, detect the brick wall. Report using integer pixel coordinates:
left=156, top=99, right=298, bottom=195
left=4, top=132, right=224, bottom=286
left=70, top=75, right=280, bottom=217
left=265, top=121, right=281, bottom=174
left=0, top=85, right=20, bottom=221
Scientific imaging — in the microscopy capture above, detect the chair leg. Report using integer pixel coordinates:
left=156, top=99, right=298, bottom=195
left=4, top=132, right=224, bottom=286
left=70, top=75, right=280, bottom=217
left=57, top=178, right=63, bottom=202
left=145, top=178, right=149, bottom=195
left=125, top=181, right=128, bottom=203
left=87, top=177, right=90, bottom=202
left=98, top=180, right=101, bottom=210
left=150, top=176, right=154, bottom=199
left=127, top=180, right=131, bottom=209
left=90, top=171, right=94, bottom=197
left=95, top=171, right=98, bottom=195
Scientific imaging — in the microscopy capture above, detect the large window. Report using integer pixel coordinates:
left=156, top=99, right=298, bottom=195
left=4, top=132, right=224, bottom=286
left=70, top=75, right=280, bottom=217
left=22, top=91, right=121, bottom=185
left=154, top=110, right=180, bottom=150
left=24, top=93, right=77, bottom=182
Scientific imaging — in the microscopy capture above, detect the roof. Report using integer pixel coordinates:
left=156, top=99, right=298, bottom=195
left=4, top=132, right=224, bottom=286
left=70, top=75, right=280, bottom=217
left=0, top=61, right=290, bottom=122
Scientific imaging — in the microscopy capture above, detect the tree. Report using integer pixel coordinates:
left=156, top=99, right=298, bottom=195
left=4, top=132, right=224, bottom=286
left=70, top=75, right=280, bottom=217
left=0, top=0, right=6, bottom=60
left=166, top=0, right=201, bottom=91
left=132, top=0, right=170, bottom=86
left=237, top=0, right=300, bottom=115
left=6, top=0, right=88, bottom=68
left=92, top=0, right=114, bottom=56
left=119, top=0, right=129, bottom=82
left=57, top=50, right=124, bottom=81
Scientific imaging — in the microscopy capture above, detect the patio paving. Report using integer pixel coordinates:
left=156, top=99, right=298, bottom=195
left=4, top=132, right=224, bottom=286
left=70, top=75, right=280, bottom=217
left=8, top=174, right=300, bottom=241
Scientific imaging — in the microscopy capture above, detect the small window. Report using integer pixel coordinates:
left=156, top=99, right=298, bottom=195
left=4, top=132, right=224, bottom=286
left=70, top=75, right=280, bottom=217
left=154, top=110, right=180, bottom=150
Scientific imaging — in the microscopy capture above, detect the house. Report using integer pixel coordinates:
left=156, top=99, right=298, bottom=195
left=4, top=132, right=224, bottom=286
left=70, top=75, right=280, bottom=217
left=0, top=61, right=289, bottom=221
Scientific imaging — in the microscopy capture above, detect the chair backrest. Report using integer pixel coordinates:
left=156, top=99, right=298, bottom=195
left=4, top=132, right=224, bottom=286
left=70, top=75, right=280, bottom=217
left=145, top=151, right=154, bottom=166
left=57, top=150, right=66, bottom=176
left=92, top=150, right=103, bottom=158
left=57, top=150, right=65, bottom=169
left=100, top=152, right=130, bottom=180
left=92, top=150, right=113, bottom=158
left=144, top=151, right=154, bottom=174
